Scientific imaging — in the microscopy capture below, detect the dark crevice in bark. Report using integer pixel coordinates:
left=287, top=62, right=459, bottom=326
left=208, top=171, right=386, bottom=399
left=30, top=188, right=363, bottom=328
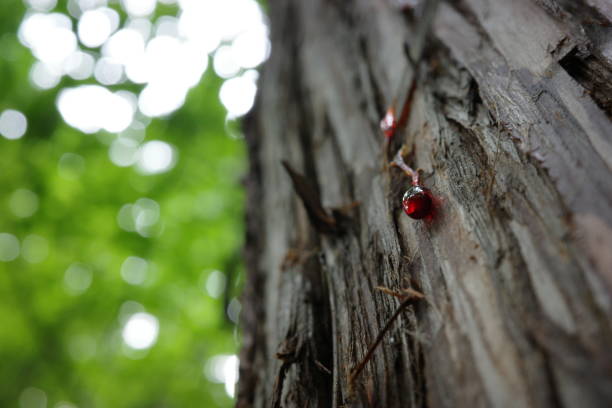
left=271, top=360, right=295, bottom=408
left=281, top=4, right=335, bottom=407
left=271, top=243, right=335, bottom=407
left=388, top=183, right=431, bottom=408
left=324, top=114, right=358, bottom=208
left=538, top=0, right=612, bottom=28
left=440, top=119, right=490, bottom=203
left=237, top=104, right=268, bottom=408
left=560, top=48, right=612, bottom=118
left=301, top=255, right=336, bottom=407
left=451, top=0, right=497, bottom=47
left=535, top=332, right=566, bottom=408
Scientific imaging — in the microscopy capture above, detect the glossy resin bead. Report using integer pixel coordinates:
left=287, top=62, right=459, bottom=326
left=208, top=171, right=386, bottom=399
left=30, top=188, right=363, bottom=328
left=402, top=185, right=432, bottom=219
left=380, top=109, right=397, bottom=139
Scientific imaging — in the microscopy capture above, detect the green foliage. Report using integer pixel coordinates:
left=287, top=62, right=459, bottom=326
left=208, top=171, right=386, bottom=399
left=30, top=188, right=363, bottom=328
left=0, top=2, right=247, bottom=407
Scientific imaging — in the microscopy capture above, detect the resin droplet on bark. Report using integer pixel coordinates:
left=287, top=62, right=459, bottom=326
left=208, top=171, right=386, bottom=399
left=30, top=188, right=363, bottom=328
left=380, top=108, right=397, bottom=139
left=402, top=185, right=432, bottom=219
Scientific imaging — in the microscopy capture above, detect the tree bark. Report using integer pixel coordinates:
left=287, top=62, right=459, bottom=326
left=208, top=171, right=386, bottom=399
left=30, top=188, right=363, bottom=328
left=237, top=1, right=612, bottom=407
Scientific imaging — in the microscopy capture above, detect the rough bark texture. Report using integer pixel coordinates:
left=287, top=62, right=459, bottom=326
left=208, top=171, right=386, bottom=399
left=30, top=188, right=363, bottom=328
left=238, top=1, right=612, bottom=407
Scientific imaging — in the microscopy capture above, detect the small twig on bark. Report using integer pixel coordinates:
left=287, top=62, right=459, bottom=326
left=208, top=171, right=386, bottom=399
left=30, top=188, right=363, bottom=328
left=349, top=287, right=424, bottom=386
left=402, top=287, right=425, bottom=299
left=375, top=286, right=405, bottom=299
left=281, top=161, right=339, bottom=234
left=282, top=161, right=358, bottom=235
left=390, top=145, right=422, bottom=186
left=314, top=359, right=332, bottom=375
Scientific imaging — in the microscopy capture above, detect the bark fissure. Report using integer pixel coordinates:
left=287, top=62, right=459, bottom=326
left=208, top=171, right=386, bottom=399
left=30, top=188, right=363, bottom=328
left=560, top=49, right=612, bottom=117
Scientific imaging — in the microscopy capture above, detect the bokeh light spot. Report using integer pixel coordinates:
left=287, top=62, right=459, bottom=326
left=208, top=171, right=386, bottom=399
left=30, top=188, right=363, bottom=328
left=109, top=137, right=139, bottom=167
left=219, top=73, right=258, bottom=118
left=213, top=45, right=239, bottom=78
left=78, top=8, right=116, bottom=48
left=136, top=140, right=175, bottom=174
left=0, top=109, right=28, bottom=139
left=94, top=57, right=124, bottom=85
left=26, top=0, right=58, bottom=12
left=231, top=25, right=270, bottom=69
left=204, top=354, right=239, bottom=398
left=0, top=233, right=20, bottom=262
left=103, top=28, right=145, bottom=66
left=122, top=0, right=156, bottom=18
left=19, top=387, right=47, bottom=408
left=133, top=197, right=161, bottom=236
left=126, top=17, right=152, bottom=41
left=64, top=263, right=93, bottom=295
left=117, top=203, right=136, bottom=231
left=205, top=270, right=226, bottom=299
left=57, top=85, right=134, bottom=133
left=77, top=0, right=108, bottom=13
left=19, top=13, right=76, bottom=69
left=120, top=256, right=148, bottom=285
left=227, top=298, right=241, bottom=324
left=117, top=198, right=161, bottom=236
left=138, top=83, right=187, bottom=117
left=29, top=61, right=61, bottom=89
left=122, top=312, right=159, bottom=349
left=64, top=50, right=95, bottom=80
left=9, top=189, right=39, bottom=218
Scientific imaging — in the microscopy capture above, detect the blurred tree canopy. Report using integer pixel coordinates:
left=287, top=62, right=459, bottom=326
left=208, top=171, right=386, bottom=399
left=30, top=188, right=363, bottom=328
left=0, top=0, right=266, bottom=406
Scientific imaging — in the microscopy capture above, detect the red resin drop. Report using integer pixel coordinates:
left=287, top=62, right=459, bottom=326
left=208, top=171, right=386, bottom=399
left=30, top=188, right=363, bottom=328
left=380, top=109, right=397, bottom=139
left=402, top=186, right=433, bottom=219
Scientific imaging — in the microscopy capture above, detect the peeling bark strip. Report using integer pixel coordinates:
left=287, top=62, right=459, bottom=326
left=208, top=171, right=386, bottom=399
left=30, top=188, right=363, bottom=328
left=238, top=1, right=612, bottom=407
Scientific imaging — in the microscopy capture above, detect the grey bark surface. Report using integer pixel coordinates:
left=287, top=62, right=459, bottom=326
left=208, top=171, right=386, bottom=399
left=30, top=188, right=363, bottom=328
left=237, top=1, right=612, bottom=407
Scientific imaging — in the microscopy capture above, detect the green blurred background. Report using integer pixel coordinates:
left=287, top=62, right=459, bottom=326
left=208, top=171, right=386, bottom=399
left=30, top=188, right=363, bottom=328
left=0, top=0, right=269, bottom=406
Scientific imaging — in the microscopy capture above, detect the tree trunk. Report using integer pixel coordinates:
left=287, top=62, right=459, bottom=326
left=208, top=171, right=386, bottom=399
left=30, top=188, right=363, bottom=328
left=237, top=1, right=612, bottom=407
